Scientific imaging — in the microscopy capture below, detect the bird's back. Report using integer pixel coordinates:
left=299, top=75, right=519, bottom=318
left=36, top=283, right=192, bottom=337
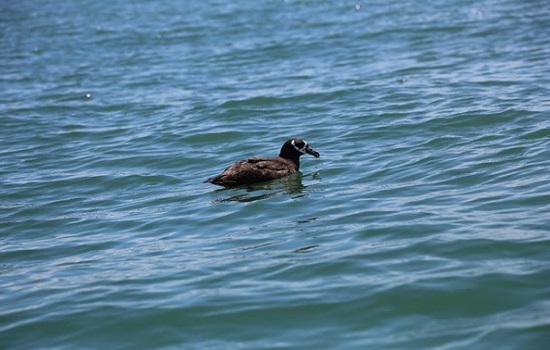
left=206, top=156, right=297, bottom=186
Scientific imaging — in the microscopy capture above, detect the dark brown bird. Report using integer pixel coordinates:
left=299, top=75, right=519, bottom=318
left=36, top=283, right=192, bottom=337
left=205, top=138, right=320, bottom=187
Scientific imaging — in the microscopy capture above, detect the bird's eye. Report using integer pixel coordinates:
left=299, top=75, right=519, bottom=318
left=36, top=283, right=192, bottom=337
left=291, top=140, right=307, bottom=154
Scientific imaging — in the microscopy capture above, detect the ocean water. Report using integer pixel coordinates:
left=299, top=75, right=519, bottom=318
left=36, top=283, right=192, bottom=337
left=1, top=0, right=549, bottom=348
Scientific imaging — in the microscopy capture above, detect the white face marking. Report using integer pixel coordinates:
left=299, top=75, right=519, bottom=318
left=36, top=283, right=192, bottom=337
left=291, top=139, right=308, bottom=154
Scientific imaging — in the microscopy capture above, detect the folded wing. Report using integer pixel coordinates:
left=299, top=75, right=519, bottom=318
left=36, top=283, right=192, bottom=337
left=206, top=157, right=296, bottom=186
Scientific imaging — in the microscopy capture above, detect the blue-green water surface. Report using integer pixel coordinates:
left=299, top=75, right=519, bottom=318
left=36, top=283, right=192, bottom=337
left=1, top=0, right=550, bottom=348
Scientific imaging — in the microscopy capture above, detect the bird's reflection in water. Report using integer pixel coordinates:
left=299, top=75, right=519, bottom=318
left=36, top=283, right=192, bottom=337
left=213, top=173, right=308, bottom=203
